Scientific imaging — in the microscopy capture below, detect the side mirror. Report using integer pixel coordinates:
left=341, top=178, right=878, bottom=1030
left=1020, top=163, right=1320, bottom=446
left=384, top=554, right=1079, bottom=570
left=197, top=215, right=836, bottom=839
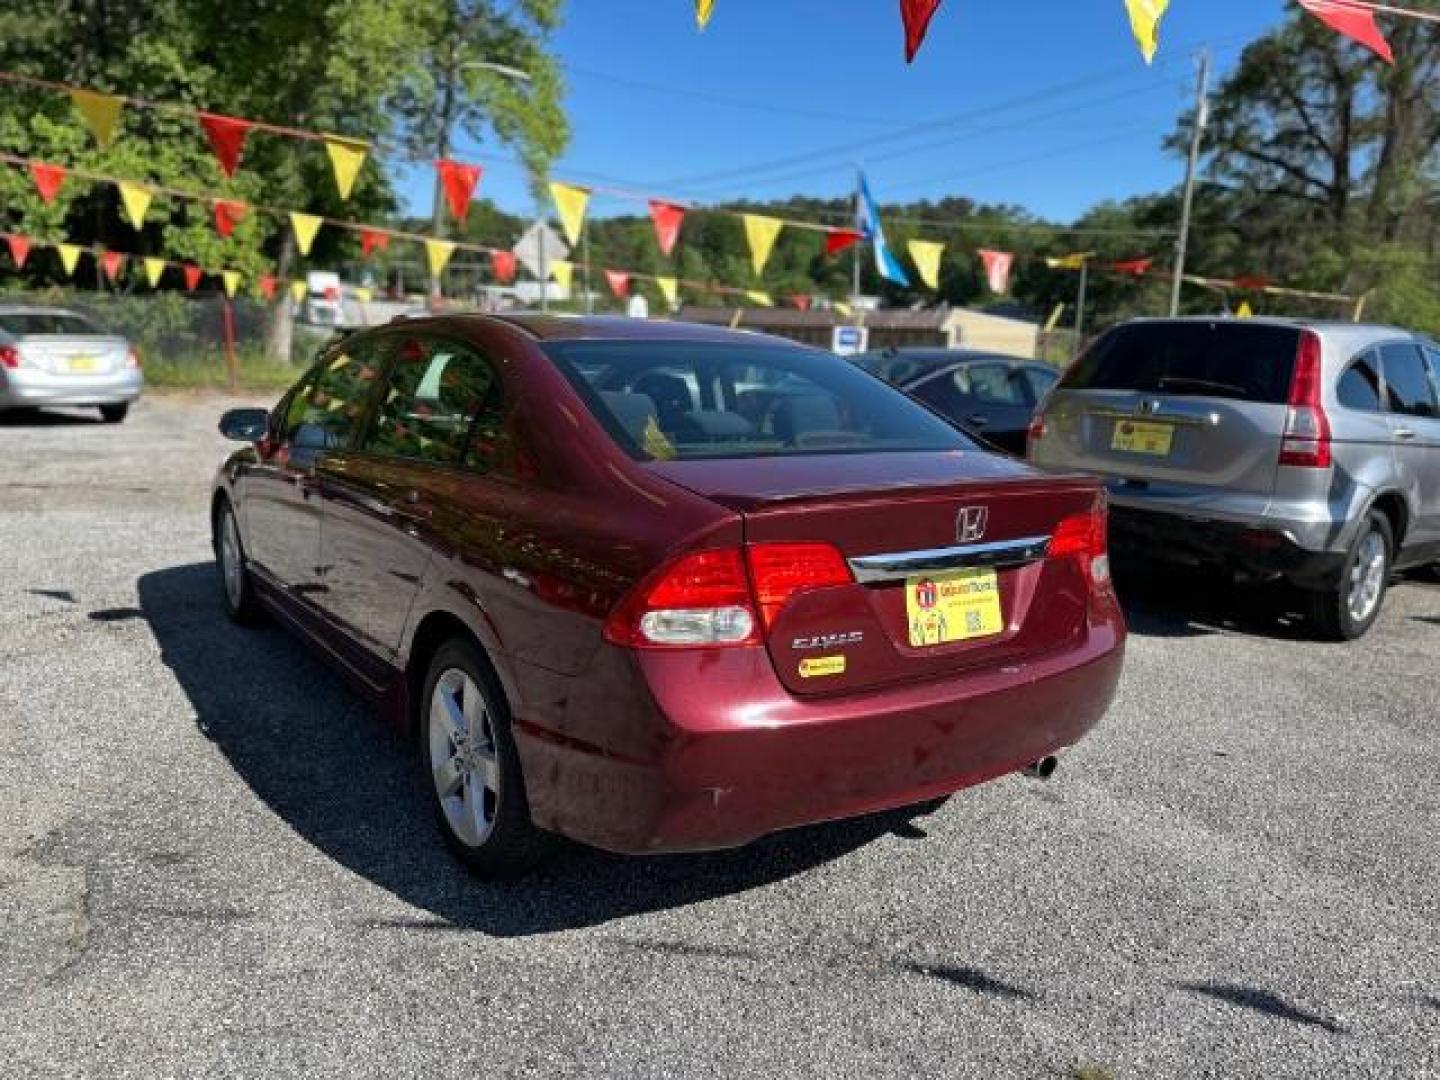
left=219, top=408, right=270, bottom=443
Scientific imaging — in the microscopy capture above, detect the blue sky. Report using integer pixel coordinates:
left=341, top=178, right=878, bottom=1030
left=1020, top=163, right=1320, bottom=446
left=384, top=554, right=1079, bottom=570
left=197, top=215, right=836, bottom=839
left=396, top=0, right=1291, bottom=224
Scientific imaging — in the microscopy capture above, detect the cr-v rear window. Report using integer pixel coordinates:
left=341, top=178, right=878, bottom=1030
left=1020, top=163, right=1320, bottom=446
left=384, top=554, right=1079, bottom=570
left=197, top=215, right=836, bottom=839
left=1062, top=322, right=1300, bottom=404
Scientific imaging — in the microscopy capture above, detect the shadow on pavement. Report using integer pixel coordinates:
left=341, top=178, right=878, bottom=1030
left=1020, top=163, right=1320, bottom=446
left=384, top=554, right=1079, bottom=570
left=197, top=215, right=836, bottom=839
left=137, top=562, right=929, bottom=937
left=1114, top=560, right=1317, bottom=642
left=1178, top=981, right=1344, bottom=1033
left=0, top=407, right=102, bottom=426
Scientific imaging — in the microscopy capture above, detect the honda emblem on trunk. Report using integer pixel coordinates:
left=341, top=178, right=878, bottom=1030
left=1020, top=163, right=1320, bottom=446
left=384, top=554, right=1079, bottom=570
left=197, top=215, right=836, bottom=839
left=957, top=506, right=989, bottom=543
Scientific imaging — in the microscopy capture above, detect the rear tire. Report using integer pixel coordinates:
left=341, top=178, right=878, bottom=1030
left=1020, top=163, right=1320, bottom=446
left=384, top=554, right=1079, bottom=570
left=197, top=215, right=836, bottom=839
left=99, top=402, right=129, bottom=423
left=420, top=638, right=555, bottom=877
left=215, top=500, right=263, bottom=624
left=1308, top=510, right=1392, bottom=641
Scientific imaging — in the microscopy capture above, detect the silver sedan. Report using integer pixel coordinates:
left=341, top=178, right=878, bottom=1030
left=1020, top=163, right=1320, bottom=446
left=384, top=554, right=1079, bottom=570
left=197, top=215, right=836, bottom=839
left=0, top=305, right=143, bottom=423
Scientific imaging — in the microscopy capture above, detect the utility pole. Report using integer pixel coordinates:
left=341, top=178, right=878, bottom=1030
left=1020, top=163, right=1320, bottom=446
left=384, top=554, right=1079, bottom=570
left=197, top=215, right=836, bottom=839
left=851, top=167, right=863, bottom=325
left=1073, top=257, right=1089, bottom=362
left=1170, top=49, right=1210, bottom=317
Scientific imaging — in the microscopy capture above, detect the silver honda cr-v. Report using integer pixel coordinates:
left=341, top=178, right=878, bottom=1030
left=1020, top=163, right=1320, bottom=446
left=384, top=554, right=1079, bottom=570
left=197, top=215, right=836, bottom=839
left=1028, top=318, right=1440, bottom=640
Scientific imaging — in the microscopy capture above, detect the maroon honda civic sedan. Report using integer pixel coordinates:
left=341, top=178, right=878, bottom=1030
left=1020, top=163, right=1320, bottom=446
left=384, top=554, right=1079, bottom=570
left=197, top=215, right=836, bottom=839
left=212, top=315, right=1124, bottom=875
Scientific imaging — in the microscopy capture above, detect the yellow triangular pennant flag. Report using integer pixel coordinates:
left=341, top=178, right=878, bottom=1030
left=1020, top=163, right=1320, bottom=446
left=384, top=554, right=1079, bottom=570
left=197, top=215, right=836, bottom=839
left=1043, top=302, right=1066, bottom=333
left=290, top=280, right=308, bottom=304
left=550, top=259, right=574, bottom=291
left=143, top=257, right=165, bottom=287
left=71, top=89, right=124, bottom=149
left=742, top=214, right=783, bottom=276
left=57, top=243, right=82, bottom=277
left=744, top=290, right=774, bottom=307
left=549, top=183, right=590, bottom=247
left=425, top=239, right=456, bottom=277
left=696, top=0, right=715, bottom=29
left=908, top=240, right=946, bottom=290
left=222, top=271, right=241, bottom=298
left=833, top=301, right=853, bottom=317
left=290, top=212, right=322, bottom=256
left=324, top=136, right=368, bottom=201
left=1125, top=0, right=1170, bottom=65
left=118, top=183, right=153, bottom=230
left=655, top=276, right=678, bottom=307
left=1236, top=300, right=1254, bottom=319
left=1046, top=252, right=1093, bottom=270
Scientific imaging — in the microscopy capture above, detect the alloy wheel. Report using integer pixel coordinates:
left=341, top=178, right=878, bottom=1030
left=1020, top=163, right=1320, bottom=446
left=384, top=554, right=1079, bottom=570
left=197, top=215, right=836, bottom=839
left=428, top=668, right=501, bottom=848
left=220, top=509, right=244, bottom=609
left=1346, top=528, right=1387, bottom=624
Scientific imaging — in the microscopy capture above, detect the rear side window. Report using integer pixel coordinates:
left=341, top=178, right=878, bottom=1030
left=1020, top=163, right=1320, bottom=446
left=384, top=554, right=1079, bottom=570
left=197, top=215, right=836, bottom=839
left=544, top=340, right=976, bottom=460
left=364, top=336, right=501, bottom=467
left=1021, top=366, right=1060, bottom=402
left=1381, top=343, right=1438, bottom=418
left=1336, top=353, right=1383, bottom=412
left=1063, top=322, right=1300, bottom=403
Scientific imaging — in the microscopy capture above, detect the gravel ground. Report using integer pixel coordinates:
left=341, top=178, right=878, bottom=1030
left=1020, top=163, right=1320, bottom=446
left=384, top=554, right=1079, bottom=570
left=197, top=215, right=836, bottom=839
left=1, top=393, right=1436, bottom=1079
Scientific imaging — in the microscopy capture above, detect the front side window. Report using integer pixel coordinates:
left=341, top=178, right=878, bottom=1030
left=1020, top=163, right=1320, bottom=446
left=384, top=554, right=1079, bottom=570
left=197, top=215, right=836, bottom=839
left=965, top=363, right=1027, bottom=406
left=281, top=343, right=386, bottom=451
left=1336, top=352, right=1383, bottom=413
left=1380, top=343, right=1438, bottom=418
left=545, top=340, right=976, bottom=460
left=364, top=336, right=501, bottom=467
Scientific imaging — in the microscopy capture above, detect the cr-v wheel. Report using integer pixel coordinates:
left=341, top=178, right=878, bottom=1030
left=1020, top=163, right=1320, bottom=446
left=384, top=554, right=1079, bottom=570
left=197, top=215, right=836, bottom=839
left=215, top=500, right=262, bottom=624
left=1309, top=510, right=1392, bottom=641
left=421, top=639, right=554, bottom=877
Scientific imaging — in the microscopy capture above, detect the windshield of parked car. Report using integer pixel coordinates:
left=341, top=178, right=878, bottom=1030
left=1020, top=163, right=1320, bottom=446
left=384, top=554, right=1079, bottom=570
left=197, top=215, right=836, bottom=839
left=0, top=311, right=105, bottom=336
left=544, top=340, right=978, bottom=460
left=1063, top=321, right=1300, bottom=403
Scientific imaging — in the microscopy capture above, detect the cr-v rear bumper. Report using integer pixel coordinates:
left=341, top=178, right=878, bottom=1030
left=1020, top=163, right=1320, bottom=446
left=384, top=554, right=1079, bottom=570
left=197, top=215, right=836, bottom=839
left=1108, top=505, right=1347, bottom=588
left=511, top=598, right=1125, bottom=854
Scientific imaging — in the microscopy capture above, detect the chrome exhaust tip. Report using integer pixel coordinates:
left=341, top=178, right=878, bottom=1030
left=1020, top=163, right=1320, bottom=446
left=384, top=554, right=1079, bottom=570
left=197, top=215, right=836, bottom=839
left=1021, top=756, right=1058, bottom=781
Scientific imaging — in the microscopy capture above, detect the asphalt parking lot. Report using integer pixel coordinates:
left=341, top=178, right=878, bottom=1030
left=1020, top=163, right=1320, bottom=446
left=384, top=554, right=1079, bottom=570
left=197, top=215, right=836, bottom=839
left=1, top=393, right=1436, bottom=1079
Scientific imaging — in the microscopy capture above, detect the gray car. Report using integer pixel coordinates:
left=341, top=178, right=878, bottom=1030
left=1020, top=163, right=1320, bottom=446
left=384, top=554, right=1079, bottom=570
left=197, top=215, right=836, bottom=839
left=1028, top=317, right=1440, bottom=640
left=0, top=305, right=143, bottom=423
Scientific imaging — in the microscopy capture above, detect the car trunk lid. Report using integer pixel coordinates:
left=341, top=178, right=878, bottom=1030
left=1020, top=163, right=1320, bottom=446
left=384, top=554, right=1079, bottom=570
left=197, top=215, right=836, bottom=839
left=17, top=335, right=129, bottom=376
left=649, top=452, right=1102, bottom=696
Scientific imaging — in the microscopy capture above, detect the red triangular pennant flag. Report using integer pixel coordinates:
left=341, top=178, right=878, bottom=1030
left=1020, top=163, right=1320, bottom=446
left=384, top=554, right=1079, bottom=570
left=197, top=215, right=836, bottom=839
left=900, top=0, right=943, bottom=63
left=1112, top=257, right=1154, bottom=278
left=1233, top=274, right=1272, bottom=290
left=604, top=270, right=630, bottom=299
left=100, top=250, right=125, bottom=282
left=7, top=235, right=31, bottom=268
left=787, top=294, right=813, bottom=311
left=490, top=250, right=517, bottom=284
left=29, top=162, right=67, bottom=204
left=1298, top=0, right=1394, bottom=64
left=182, top=264, right=203, bottom=291
left=198, top=112, right=254, bottom=178
left=825, top=229, right=863, bottom=256
left=435, top=159, right=483, bottom=222
left=360, top=229, right=390, bottom=258
left=258, top=274, right=278, bottom=301
left=213, top=199, right=248, bottom=238
left=648, top=200, right=685, bottom=257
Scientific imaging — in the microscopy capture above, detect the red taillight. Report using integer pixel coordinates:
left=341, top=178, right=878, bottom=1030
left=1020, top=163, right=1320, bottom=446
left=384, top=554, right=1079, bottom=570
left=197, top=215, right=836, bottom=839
left=1026, top=412, right=1047, bottom=452
left=603, top=541, right=852, bottom=649
left=1279, top=330, right=1331, bottom=468
left=125, top=345, right=142, bottom=370
left=1048, top=498, right=1111, bottom=587
left=0, top=344, right=20, bottom=369
left=745, top=542, right=852, bottom=628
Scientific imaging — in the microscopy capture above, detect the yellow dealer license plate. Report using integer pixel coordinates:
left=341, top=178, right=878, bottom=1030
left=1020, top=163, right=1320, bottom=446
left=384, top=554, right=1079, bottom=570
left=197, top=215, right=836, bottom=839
left=1112, top=419, right=1174, bottom=455
left=905, top=568, right=1003, bottom=647
left=65, top=355, right=98, bottom=373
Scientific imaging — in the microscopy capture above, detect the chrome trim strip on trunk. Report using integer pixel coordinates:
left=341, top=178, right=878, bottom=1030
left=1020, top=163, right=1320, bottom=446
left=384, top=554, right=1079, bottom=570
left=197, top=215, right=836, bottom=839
left=848, top=535, right=1051, bottom=584
left=1085, top=406, right=1219, bottom=427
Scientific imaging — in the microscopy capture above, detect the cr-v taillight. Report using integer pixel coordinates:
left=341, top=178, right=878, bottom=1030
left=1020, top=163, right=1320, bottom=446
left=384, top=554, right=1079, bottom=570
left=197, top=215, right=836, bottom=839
left=603, top=542, right=852, bottom=649
left=1279, top=330, right=1331, bottom=468
left=1048, top=495, right=1111, bottom=587
left=0, top=344, right=21, bottom=369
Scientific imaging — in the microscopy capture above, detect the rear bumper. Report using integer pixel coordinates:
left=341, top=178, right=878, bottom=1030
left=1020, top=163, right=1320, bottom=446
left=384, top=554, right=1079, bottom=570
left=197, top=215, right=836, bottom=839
left=0, top=367, right=143, bottom=407
left=1109, top=506, right=1345, bottom=588
left=512, top=600, right=1125, bottom=854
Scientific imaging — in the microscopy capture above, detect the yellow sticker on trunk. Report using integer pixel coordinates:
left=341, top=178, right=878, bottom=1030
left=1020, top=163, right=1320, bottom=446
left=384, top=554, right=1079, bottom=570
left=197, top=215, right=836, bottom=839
left=798, top=655, right=846, bottom=678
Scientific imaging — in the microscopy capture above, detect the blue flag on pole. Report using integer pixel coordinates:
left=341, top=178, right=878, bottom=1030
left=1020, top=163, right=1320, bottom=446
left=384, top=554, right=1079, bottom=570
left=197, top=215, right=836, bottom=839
left=857, top=173, right=910, bottom=287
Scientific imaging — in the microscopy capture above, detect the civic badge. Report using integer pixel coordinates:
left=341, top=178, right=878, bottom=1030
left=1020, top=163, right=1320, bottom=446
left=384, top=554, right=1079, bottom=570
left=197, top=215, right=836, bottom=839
left=957, top=505, right=989, bottom=543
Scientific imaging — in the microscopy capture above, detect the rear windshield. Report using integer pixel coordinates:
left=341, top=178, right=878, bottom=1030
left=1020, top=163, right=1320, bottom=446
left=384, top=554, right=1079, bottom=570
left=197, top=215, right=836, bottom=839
left=544, top=340, right=977, bottom=461
left=0, top=311, right=104, bottom=336
left=1064, top=322, right=1300, bottom=403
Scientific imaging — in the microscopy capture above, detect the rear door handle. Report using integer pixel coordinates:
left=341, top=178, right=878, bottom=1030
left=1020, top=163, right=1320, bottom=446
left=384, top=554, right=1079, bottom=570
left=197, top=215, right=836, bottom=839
left=966, top=414, right=990, bottom=427
left=1393, top=428, right=1417, bottom=440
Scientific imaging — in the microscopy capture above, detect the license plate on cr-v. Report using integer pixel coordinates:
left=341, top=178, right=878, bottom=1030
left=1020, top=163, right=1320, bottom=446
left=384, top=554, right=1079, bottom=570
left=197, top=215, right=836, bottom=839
left=905, top=568, right=1003, bottom=647
left=1111, top=419, right=1173, bottom=455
